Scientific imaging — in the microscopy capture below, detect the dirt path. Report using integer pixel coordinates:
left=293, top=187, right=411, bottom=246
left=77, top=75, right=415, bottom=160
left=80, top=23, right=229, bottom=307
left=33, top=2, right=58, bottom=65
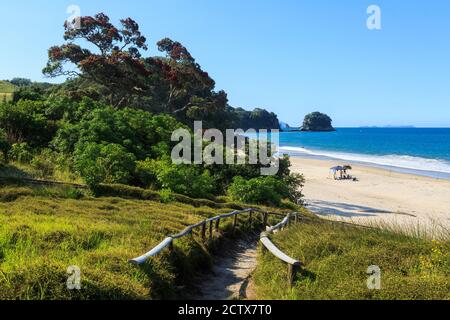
left=188, top=235, right=259, bottom=300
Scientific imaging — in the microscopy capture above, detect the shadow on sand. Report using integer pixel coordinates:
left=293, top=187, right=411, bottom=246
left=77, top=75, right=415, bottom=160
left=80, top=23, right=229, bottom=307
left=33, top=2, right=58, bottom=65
left=306, top=200, right=393, bottom=218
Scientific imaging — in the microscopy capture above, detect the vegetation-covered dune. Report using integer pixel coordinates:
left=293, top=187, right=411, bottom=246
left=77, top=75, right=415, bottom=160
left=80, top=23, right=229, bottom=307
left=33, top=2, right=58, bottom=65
left=253, top=219, right=449, bottom=300
left=0, top=180, right=293, bottom=300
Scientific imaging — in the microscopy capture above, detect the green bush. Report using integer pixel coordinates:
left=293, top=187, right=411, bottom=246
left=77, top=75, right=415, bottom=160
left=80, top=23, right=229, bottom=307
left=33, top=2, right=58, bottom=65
left=74, top=142, right=136, bottom=190
left=30, top=149, right=56, bottom=178
left=8, top=142, right=33, bottom=163
left=0, top=100, right=54, bottom=147
left=53, top=106, right=184, bottom=160
left=137, top=159, right=216, bottom=199
left=227, top=176, right=290, bottom=206
left=159, top=189, right=174, bottom=204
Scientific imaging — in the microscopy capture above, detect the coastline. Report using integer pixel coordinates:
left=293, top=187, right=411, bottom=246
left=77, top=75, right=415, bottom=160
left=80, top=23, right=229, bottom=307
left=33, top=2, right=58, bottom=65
left=289, top=156, right=450, bottom=239
left=279, top=146, right=450, bottom=181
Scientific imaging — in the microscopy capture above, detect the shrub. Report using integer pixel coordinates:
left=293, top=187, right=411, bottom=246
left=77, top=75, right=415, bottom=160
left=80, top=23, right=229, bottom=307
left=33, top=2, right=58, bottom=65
left=0, top=100, right=54, bottom=147
left=227, top=176, right=290, bottom=206
left=8, top=142, right=33, bottom=163
left=74, top=143, right=136, bottom=190
left=159, top=189, right=174, bottom=204
left=30, top=149, right=56, bottom=178
left=137, top=159, right=216, bottom=199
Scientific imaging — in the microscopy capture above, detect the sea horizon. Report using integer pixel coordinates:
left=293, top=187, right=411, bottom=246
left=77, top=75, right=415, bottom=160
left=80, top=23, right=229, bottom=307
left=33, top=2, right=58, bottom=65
left=275, top=127, right=450, bottom=180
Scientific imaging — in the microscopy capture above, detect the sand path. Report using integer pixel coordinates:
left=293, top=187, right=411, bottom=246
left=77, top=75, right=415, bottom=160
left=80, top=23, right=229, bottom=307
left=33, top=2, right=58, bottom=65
left=188, top=235, right=258, bottom=300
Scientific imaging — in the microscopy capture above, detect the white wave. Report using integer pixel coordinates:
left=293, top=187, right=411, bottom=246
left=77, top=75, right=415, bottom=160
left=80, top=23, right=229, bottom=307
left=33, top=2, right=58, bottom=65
left=279, top=146, right=450, bottom=174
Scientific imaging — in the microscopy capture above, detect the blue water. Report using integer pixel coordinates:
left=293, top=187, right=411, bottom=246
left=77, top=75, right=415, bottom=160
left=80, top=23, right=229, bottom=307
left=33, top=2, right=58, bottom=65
left=276, top=128, right=450, bottom=179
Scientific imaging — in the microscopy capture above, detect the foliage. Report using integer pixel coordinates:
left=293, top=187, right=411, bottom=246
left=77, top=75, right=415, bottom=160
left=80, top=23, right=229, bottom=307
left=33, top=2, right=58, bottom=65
left=302, top=112, right=335, bottom=132
left=137, top=158, right=216, bottom=199
left=9, top=78, right=32, bottom=87
left=230, top=107, right=280, bottom=130
left=43, top=13, right=229, bottom=129
left=53, top=105, right=182, bottom=159
left=73, top=142, right=136, bottom=189
left=30, top=149, right=57, bottom=178
left=0, top=100, right=55, bottom=146
left=227, top=176, right=290, bottom=206
left=8, top=143, right=33, bottom=163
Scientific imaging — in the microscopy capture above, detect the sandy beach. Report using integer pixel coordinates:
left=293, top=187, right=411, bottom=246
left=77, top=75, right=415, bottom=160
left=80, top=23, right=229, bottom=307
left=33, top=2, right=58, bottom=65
left=290, top=157, right=450, bottom=239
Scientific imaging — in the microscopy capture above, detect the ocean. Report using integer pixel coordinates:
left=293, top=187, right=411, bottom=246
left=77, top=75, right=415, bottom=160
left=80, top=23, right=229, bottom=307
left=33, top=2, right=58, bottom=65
left=275, top=128, right=450, bottom=179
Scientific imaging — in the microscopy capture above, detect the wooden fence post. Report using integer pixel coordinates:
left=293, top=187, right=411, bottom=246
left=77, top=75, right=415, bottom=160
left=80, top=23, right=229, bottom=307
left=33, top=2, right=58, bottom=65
left=215, top=218, right=220, bottom=235
left=287, top=264, right=298, bottom=287
left=209, top=220, right=214, bottom=240
left=201, top=222, right=207, bottom=240
left=263, top=212, right=268, bottom=227
left=294, top=213, right=298, bottom=224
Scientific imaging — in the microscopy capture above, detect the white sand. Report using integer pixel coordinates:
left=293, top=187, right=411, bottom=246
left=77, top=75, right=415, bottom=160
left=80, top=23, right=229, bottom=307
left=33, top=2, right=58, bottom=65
left=290, top=157, right=450, bottom=239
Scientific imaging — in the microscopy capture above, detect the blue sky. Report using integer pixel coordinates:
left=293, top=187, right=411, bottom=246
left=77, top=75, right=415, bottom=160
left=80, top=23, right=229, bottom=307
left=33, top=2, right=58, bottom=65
left=1, top=0, right=449, bottom=127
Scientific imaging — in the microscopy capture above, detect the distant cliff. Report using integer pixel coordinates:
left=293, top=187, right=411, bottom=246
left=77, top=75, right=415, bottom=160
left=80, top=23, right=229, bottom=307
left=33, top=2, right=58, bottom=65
left=229, top=107, right=280, bottom=130
left=301, top=112, right=335, bottom=132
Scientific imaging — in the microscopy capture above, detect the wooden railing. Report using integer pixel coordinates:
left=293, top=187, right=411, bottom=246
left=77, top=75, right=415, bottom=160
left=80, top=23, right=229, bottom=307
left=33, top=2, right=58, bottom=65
left=129, top=208, right=304, bottom=286
left=260, top=212, right=303, bottom=287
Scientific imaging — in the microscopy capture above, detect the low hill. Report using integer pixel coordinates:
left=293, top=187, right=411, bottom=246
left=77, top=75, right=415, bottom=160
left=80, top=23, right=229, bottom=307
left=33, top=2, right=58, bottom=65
left=0, top=81, right=16, bottom=103
left=0, top=180, right=289, bottom=300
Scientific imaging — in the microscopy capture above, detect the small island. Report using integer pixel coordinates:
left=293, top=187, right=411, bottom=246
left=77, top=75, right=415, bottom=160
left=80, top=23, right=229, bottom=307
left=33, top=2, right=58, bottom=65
left=301, top=112, right=335, bottom=132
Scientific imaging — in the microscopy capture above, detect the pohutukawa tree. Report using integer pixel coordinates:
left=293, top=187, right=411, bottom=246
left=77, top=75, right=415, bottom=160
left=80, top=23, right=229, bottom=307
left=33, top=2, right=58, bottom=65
left=43, top=13, right=228, bottom=127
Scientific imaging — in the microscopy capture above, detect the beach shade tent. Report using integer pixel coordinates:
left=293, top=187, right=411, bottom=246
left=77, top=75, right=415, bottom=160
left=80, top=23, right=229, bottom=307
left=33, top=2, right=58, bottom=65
left=330, top=165, right=353, bottom=180
left=330, top=166, right=344, bottom=179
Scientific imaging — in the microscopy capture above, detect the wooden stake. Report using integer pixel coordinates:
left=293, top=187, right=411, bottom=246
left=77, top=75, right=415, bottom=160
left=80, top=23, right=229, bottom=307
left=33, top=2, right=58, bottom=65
left=201, top=222, right=206, bottom=240
left=263, top=212, right=268, bottom=227
left=215, top=218, right=220, bottom=234
left=233, top=214, right=238, bottom=232
left=288, top=264, right=298, bottom=287
left=209, top=220, right=213, bottom=240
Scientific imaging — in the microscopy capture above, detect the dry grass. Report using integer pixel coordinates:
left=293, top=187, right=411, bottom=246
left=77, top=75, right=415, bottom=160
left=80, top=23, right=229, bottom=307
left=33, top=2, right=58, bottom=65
left=0, top=93, right=13, bottom=103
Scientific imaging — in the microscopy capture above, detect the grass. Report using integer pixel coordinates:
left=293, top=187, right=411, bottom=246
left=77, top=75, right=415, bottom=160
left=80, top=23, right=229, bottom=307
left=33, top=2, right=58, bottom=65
left=0, top=181, right=290, bottom=300
left=253, top=218, right=449, bottom=300
left=0, top=81, right=16, bottom=103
